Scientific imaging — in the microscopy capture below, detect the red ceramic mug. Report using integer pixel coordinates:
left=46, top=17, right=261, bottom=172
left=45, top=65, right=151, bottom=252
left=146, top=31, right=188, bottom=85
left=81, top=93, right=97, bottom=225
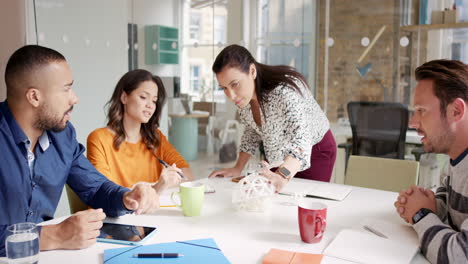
left=298, top=201, right=327, bottom=243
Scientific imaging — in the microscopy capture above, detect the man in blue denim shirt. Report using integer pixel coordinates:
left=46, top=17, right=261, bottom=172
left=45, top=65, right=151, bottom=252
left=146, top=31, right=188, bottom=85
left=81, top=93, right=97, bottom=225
left=0, top=45, right=161, bottom=256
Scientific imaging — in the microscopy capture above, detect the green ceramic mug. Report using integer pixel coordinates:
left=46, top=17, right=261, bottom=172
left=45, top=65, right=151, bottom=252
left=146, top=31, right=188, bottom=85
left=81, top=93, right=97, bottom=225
left=171, top=182, right=205, bottom=216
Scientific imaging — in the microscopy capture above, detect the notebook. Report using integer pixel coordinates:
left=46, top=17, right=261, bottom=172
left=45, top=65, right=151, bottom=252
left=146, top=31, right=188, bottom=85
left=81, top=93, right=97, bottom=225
left=103, top=238, right=230, bottom=264
left=262, top=248, right=323, bottom=264
left=280, top=181, right=352, bottom=201
left=323, top=219, right=419, bottom=264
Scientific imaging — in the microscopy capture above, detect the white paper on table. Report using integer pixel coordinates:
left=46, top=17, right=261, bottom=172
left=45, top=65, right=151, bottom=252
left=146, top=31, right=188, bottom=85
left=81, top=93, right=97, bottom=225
left=323, top=229, right=419, bottom=264
left=360, top=218, right=419, bottom=246
left=159, top=188, right=178, bottom=206
left=280, top=181, right=352, bottom=201
left=321, top=255, right=358, bottom=264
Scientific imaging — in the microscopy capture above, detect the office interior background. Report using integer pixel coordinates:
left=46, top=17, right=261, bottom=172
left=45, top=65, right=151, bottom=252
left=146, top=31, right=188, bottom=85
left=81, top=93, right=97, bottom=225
left=1, top=0, right=467, bottom=217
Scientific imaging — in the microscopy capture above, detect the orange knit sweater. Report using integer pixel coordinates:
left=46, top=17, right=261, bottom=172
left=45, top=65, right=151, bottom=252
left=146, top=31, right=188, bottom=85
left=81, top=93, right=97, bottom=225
left=87, top=128, right=189, bottom=188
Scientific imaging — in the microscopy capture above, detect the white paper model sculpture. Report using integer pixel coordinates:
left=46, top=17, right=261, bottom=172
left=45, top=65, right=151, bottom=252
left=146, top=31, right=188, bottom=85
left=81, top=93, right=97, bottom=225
left=232, top=174, right=275, bottom=212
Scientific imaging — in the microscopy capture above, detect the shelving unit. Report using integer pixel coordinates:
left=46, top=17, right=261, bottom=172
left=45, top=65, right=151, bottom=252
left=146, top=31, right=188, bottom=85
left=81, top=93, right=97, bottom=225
left=401, top=22, right=468, bottom=32
left=397, top=22, right=468, bottom=105
left=145, top=25, right=179, bottom=65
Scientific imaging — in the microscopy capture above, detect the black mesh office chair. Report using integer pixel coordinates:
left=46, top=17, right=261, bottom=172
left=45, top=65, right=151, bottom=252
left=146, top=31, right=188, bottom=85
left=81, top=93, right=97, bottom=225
left=339, top=101, right=409, bottom=168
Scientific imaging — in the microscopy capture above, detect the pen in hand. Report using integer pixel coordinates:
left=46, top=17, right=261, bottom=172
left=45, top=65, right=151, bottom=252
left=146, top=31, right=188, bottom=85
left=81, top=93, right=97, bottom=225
left=158, top=158, right=185, bottom=179
left=133, top=253, right=184, bottom=258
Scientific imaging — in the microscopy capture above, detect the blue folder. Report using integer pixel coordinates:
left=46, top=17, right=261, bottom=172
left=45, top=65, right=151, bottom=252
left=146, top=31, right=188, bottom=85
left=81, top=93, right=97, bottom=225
left=103, top=238, right=230, bottom=264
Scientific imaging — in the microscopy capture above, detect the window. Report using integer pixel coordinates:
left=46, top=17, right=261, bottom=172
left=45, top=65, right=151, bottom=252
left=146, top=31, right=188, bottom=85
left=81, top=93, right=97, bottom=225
left=451, top=29, right=468, bottom=62
left=181, top=2, right=228, bottom=102
left=190, top=65, right=201, bottom=92
left=190, top=12, right=201, bottom=41
left=256, top=0, right=314, bottom=79
left=214, top=15, right=226, bottom=44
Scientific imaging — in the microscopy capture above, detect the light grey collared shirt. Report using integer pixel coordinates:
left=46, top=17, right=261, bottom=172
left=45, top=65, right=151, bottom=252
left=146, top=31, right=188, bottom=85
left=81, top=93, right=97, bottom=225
left=23, top=132, right=50, bottom=179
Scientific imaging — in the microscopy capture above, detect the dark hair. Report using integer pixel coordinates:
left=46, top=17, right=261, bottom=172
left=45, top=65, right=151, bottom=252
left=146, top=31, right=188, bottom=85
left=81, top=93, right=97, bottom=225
left=212, top=44, right=307, bottom=110
left=106, top=69, right=167, bottom=151
left=5, top=45, right=66, bottom=98
left=415, top=59, right=468, bottom=117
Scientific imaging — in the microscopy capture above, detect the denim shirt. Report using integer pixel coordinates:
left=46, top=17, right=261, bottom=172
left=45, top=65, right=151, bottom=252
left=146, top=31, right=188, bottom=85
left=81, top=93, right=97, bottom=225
left=0, top=101, right=131, bottom=256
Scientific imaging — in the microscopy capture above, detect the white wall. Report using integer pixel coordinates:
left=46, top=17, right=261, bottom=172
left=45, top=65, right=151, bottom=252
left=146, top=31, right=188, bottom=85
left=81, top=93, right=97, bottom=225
left=33, top=0, right=129, bottom=144
left=31, top=0, right=129, bottom=217
left=222, top=0, right=244, bottom=121
left=130, top=0, right=179, bottom=75
left=0, top=0, right=26, bottom=101
left=129, top=0, right=181, bottom=135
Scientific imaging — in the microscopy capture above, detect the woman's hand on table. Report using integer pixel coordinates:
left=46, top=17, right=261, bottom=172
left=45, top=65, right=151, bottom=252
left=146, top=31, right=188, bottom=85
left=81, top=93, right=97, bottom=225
left=260, top=161, right=289, bottom=192
left=208, top=167, right=242, bottom=178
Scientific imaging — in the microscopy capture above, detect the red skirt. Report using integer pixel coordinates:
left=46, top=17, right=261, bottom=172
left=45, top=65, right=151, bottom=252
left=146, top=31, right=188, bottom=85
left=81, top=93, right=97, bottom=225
left=295, top=129, right=336, bottom=182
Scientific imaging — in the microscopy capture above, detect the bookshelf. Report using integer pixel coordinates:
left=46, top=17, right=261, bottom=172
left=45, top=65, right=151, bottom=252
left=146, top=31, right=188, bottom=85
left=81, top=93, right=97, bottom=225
left=397, top=21, right=468, bottom=105
left=401, top=22, right=468, bottom=32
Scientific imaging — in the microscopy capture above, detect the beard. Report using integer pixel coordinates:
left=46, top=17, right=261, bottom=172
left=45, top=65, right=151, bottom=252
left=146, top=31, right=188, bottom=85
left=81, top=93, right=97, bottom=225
left=34, top=104, right=73, bottom=132
left=421, top=118, right=453, bottom=154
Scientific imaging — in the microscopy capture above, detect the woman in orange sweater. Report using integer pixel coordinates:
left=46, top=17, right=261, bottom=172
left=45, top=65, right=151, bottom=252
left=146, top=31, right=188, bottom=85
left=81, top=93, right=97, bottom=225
left=87, top=69, right=194, bottom=196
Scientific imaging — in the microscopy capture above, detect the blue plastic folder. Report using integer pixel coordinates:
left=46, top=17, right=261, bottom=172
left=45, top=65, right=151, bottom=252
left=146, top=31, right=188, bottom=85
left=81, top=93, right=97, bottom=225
left=103, top=238, right=230, bottom=264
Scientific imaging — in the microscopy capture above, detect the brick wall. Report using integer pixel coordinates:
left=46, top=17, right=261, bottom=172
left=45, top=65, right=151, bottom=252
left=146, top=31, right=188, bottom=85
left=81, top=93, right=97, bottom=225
left=316, top=0, right=425, bottom=122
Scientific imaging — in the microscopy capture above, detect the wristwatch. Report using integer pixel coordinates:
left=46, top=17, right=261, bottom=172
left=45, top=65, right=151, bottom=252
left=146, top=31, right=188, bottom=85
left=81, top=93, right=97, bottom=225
left=412, top=208, right=433, bottom=224
left=276, top=166, right=291, bottom=180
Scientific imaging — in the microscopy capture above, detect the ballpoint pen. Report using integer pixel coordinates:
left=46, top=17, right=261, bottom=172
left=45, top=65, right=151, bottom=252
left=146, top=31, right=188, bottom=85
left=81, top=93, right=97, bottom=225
left=158, top=158, right=185, bottom=179
left=133, top=253, right=184, bottom=258
left=363, top=225, right=388, bottom=239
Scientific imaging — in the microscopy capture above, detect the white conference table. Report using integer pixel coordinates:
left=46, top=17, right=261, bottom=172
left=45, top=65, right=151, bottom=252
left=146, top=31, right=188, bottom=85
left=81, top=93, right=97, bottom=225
left=27, top=178, right=428, bottom=264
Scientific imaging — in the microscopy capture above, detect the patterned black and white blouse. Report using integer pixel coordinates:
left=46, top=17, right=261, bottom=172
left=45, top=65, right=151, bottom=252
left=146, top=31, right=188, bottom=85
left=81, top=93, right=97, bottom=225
left=238, top=80, right=330, bottom=171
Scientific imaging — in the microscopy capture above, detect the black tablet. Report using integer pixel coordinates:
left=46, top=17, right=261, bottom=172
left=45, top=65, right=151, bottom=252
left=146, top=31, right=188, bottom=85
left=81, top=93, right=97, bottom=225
left=97, top=223, right=157, bottom=245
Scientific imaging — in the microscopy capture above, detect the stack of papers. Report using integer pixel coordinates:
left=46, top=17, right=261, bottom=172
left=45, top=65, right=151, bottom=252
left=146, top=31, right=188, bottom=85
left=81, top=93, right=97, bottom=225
left=280, top=181, right=352, bottom=201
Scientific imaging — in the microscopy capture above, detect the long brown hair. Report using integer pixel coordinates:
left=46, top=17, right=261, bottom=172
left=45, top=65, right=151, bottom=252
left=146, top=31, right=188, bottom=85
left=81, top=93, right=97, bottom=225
left=212, top=44, right=307, bottom=111
left=106, top=69, right=167, bottom=151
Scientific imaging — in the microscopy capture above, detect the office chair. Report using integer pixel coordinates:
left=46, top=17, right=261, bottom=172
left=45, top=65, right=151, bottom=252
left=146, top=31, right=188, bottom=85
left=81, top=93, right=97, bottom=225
left=339, top=101, right=409, bottom=169
left=65, top=184, right=88, bottom=213
left=345, top=155, right=419, bottom=192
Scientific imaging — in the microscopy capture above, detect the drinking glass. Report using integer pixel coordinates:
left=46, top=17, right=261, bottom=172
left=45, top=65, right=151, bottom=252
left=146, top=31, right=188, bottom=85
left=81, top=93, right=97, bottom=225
left=5, top=222, right=39, bottom=264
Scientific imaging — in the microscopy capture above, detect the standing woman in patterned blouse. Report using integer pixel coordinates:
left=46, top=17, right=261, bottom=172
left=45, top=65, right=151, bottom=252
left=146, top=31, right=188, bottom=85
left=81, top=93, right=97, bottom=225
left=208, top=45, right=336, bottom=192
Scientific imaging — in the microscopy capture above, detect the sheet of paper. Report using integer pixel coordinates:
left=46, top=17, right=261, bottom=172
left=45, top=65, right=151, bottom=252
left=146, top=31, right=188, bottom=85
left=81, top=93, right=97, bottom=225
left=159, top=188, right=177, bottom=206
left=281, top=181, right=352, bottom=201
left=323, top=229, right=419, bottom=264
left=321, top=256, right=358, bottom=264
left=360, top=218, right=419, bottom=246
